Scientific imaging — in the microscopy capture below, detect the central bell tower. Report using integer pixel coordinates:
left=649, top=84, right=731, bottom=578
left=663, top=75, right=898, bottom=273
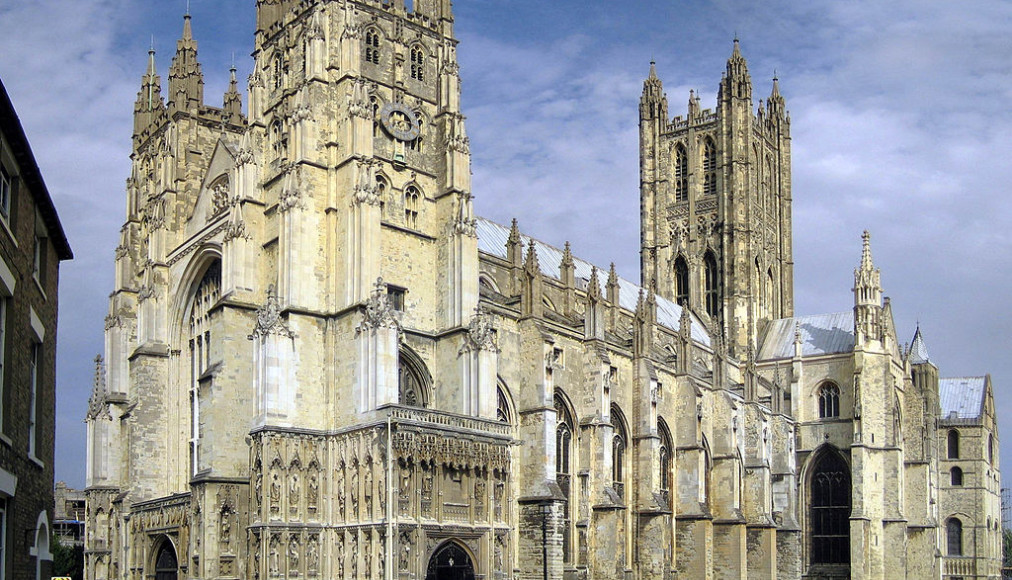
left=639, top=41, right=793, bottom=358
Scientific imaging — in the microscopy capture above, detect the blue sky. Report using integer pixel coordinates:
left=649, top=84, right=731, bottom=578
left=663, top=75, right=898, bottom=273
left=0, top=0, right=1009, bottom=489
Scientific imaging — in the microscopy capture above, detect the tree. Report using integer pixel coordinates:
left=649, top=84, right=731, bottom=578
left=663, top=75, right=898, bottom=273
left=51, top=534, right=84, bottom=580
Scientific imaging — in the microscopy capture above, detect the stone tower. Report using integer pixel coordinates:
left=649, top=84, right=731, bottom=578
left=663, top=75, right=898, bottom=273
left=639, top=41, right=793, bottom=359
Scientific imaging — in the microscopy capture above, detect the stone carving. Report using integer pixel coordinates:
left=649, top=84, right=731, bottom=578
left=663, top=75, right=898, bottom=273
left=357, top=278, right=401, bottom=333
left=307, top=472, right=319, bottom=515
left=251, top=532, right=261, bottom=580
left=336, top=463, right=347, bottom=519
left=306, top=535, right=319, bottom=576
left=87, top=355, right=110, bottom=420
left=269, top=534, right=281, bottom=576
left=364, top=533, right=372, bottom=577
left=288, top=534, right=299, bottom=573
left=475, top=478, right=486, bottom=519
left=270, top=471, right=281, bottom=515
left=350, top=459, right=360, bottom=517
left=400, top=530, right=413, bottom=570
left=353, top=160, right=381, bottom=206
left=460, top=306, right=498, bottom=353
left=209, top=178, right=230, bottom=218
left=249, top=285, right=295, bottom=340
left=349, top=534, right=358, bottom=577
left=420, top=462, right=434, bottom=517
left=289, top=471, right=301, bottom=516
left=364, top=459, right=374, bottom=517
left=335, top=534, right=345, bottom=576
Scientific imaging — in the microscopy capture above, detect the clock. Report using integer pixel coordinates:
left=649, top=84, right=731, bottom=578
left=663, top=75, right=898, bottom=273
left=379, top=102, right=421, bottom=142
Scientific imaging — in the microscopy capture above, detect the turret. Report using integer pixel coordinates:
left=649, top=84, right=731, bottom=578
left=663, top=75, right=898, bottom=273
left=766, top=75, right=786, bottom=121
left=133, top=46, right=165, bottom=138
left=639, top=61, right=668, bottom=121
left=167, top=13, right=204, bottom=113
left=853, top=231, right=884, bottom=343
left=719, top=38, right=752, bottom=103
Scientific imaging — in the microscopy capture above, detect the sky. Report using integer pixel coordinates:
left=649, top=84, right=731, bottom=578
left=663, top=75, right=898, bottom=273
left=0, top=0, right=1009, bottom=490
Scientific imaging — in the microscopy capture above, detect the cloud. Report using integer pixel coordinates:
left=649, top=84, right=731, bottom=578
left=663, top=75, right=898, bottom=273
left=2, top=0, right=1009, bottom=487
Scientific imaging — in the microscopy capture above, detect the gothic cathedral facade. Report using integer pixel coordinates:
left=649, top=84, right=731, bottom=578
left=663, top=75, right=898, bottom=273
left=84, top=2, right=1000, bottom=580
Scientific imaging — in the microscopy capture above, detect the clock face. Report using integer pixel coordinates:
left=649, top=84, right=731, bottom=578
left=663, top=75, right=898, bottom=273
left=379, top=102, right=421, bottom=142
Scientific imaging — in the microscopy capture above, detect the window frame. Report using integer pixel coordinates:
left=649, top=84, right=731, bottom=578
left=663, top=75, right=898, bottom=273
left=818, top=383, right=841, bottom=419
left=946, top=517, right=963, bottom=556
left=950, top=466, right=963, bottom=487
left=0, top=166, right=10, bottom=222
left=947, top=429, right=960, bottom=459
left=27, top=341, right=40, bottom=459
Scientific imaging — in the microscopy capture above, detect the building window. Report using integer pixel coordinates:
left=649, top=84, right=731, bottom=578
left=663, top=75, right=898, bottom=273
left=404, top=186, right=420, bottom=229
left=674, top=256, right=689, bottom=305
left=376, top=175, right=388, bottom=216
left=0, top=500, right=5, bottom=580
left=818, top=383, right=840, bottom=419
left=948, top=430, right=960, bottom=459
left=387, top=285, right=405, bottom=311
left=33, top=235, right=46, bottom=285
left=188, top=261, right=221, bottom=475
left=946, top=518, right=963, bottom=556
left=0, top=167, right=10, bottom=222
left=703, top=138, right=717, bottom=196
left=673, top=145, right=688, bottom=202
left=611, top=404, right=628, bottom=500
left=28, top=341, right=39, bottom=457
left=410, top=46, right=425, bottom=81
left=554, top=392, right=575, bottom=564
left=950, top=467, right=963, bottom=486
left=398, top=349, right=429, bottom=408
left=0, top=298, right=6, bottom=435
left=704, top=252, right=719, bottom=318
left=658, top=418, right=673, bottom=507
left=988, top=434, right=994, bottom=464
left=365, top=29, right=381, bottom=65
left=810, top=450, right=851, bottom=565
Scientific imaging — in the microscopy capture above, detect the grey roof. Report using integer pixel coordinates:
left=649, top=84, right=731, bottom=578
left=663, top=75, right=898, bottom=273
left=939, top=377, right=987, bottom=421
left=475, top=217, right=711, bottom=347
left=758, top=312, right=855, bottom=361
left=908, top=326, right=930, bottom=364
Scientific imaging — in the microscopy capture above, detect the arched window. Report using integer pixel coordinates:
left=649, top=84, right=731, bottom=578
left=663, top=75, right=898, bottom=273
left=404, top=186, right=421, bottom=229
left=810, top=450, right=851, bottom=565
left=398, top=349, right=429, bottom=408
left=365, top=28, right=382, bottom=65
left=658, top=418, right=673, bottom=507
left=272, top=54, right=284, bottom=91
left=611, top=404, right=628, bottom=499
left=948, top=430, right=960, bottom=459
left=704, top=252, right=719, bottom=318
left=703, top=138, right=717, bottom=196
left=408, top=117, right=424, bottom=152
left=988, top=434, right=994, bottom=464
left=673, top=145, right=688, bottom=202
left=189, top=261, right=221, bottom=475
left=496, top=382, right=514, bottom=425
left=950, top=467, right=963, bottom=486
left=818, top=383, right=840, bottom=419
left=946, top=518, right=963, bottom=556
left=270, top=120, right=287, bottom=162
left=554, top=392, right=575, bottom=564
left=410, top=45, right=425, bottom=81
left=674, top=256, right=689, bottom=305
left=765, top=156, right=775, bottom=210
left=375, top=175, right=388, bottom=216
left=765, top=268, right=775, bottom=317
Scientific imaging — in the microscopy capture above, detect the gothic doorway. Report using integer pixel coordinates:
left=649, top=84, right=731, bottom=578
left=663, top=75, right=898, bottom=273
left=154, top=541, right=178, bottom=580
left=425, top=542, right=476, bottom=580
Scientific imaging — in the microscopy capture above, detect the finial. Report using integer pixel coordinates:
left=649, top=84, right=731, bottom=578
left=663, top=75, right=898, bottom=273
left=186, top=0, right=191, bottom=16
left=773, top=69, right=778, bottom=82
left=860, top=230, right=874, bottom=270
left=648, top=60, right=658, bottom=79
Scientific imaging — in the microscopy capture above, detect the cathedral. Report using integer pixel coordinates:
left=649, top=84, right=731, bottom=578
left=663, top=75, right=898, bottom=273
left=83, top=1, right=1001, bottom=579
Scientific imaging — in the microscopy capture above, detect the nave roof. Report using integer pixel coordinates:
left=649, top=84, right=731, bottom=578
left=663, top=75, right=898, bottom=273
left=475, top=217, right=712, bottom=347
left=758, top=312, right=855, bottom=361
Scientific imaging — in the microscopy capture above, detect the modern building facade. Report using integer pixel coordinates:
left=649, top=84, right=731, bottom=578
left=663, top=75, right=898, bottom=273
left=0, top=77, right=74, bottom=580
left=83, top=2, right=999, bottom=579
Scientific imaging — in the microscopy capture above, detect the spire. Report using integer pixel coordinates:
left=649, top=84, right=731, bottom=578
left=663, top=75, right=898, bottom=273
left=134, top=46, right=165, bottom=137
left=908, top=325, right=931, bottom=364
left=721, top=38, right=752, bottom=102
left=640, top=60, right=667, bottom=120
left=168, top=11, right=204, bottom=111
left=524, top=239, right=540, bottom=275
left=223, top=62, right=243, bottom=122
left=587, top=266, right=602, bottom=301
left=853, top=230, right=884, bottom=342
left=767, top=73, right=786, bottom=119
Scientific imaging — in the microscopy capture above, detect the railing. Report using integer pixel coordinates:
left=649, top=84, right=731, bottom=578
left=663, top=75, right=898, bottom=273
left=944, top=556, right=975, bottom=576
left=387, top=406, right=512, bottom=437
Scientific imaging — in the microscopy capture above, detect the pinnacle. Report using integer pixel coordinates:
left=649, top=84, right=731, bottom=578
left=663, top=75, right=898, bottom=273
left=909, top=325, right=931, bottom=364
left=860, top=230, right=874, bottom=271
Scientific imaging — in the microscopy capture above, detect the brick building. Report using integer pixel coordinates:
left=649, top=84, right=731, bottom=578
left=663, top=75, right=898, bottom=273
left=0, top=78, right=74, bottom=580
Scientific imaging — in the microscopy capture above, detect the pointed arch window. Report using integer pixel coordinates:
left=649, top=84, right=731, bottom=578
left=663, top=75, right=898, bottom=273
left=673, top=256, right=689, bottom=305
left=703, top=138, right=717, bottom=196
left=410, top=45, right=425, bottom=81
left=554, top=392, right=575, bottom=564
left=398, top=350, right=429, bottom=408
left=948, top=430, right=960, bottom=459
left=704, top=252, right=719, bottom=318
left=810, top=450, right=851, bottom=565
left=658, top=418, right=673, bottom=507
left=674, top=145, right=688, bottom=202
left=818, top=383, right=840, bottom=419
left=405, top=186, right=421, bottom=229
left=365, top=28, right=382, bottom=65
left=946, top=518, right=963, bottom=556
left=611, top=404, right=628, bottom=500
left=375, top=175, right=388, bottom=217
left=189, top=260, right=221, bottom=476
